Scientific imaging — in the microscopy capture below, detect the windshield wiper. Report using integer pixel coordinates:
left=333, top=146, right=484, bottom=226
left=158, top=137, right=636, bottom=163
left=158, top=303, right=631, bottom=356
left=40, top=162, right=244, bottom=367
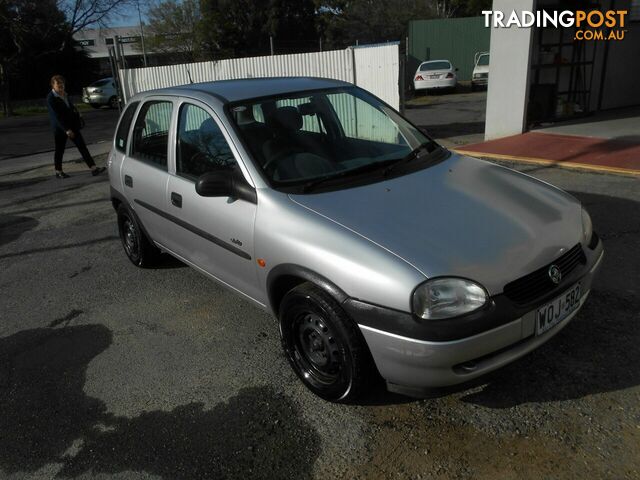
left=383, top=141, right=439, bottom=177
left=302, top=159, right=397, bottom=193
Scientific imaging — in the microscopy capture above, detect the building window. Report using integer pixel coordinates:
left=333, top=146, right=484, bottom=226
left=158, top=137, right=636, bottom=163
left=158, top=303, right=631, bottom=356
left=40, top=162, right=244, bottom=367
left=105, top=38, right=114, bottom=45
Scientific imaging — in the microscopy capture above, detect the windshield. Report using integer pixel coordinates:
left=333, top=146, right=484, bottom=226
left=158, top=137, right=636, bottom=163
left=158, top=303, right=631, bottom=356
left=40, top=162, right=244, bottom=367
left=477, top=54, right=489, bottom=66
left=228, top=87, right=440, bottom=192
left=91, top=79, right=112, bottom=87
left=420, top=61, right=451, bottom=71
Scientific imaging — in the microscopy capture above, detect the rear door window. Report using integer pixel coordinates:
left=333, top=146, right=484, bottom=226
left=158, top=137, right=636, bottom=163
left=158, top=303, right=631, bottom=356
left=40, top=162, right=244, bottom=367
left=131, top=100, right=173, bottom=169
left=115, top=101, right=139, bottom=153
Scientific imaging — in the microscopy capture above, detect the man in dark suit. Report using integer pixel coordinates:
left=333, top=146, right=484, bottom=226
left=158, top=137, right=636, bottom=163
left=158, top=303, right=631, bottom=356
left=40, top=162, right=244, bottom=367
left=46, top=74, right=105, bottom=179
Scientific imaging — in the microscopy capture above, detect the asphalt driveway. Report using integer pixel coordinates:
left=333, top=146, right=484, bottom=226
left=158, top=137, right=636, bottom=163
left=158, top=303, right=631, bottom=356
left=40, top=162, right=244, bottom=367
left=404, top=91, right=487, bottom=147
left=0, top=108, right=120, bottom=160
left=0, top=153, right=638, bottom=479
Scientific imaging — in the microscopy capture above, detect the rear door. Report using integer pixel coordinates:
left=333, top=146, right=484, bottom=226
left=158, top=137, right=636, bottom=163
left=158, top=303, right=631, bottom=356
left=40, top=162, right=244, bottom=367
left=121, top=97, right=176, bottom=247
left=164, top=99, right=261, bottom=302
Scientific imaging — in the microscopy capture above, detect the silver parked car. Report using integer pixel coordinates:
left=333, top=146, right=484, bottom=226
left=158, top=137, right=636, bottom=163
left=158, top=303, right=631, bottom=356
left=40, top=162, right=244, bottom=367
left=108, top=77, right=603, bottom=402
left=83, top=77, right=118, bottom=109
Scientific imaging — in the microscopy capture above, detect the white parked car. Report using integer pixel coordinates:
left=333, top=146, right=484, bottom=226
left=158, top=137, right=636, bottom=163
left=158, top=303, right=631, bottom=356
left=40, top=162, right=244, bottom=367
left=413, top=60, right=457, bottom=93
left=472, top=52, right=490, bottom=91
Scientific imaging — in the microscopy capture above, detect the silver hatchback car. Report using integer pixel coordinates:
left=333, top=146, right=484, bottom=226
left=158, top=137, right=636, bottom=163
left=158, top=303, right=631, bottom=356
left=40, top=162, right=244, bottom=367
left=83, top=77, right=119, bottom=109
left=108, top=77, right=603, bottom=402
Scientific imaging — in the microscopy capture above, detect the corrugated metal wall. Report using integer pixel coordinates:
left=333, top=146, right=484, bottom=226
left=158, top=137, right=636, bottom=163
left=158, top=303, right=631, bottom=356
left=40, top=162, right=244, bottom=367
left=119, top=44, right=399, bottom=109
left=408, top=17, right=490, bottom=81
left=353, top=43, right=400, bottom=110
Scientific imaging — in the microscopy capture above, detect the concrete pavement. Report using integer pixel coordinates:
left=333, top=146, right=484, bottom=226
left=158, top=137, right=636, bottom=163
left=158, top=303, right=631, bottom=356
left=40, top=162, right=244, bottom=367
left=0, top=141, right=112, bottom=177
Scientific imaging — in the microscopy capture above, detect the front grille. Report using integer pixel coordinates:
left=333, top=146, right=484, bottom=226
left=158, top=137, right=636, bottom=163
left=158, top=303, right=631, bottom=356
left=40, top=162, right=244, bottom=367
left=503, top=244, right=586, bottom=305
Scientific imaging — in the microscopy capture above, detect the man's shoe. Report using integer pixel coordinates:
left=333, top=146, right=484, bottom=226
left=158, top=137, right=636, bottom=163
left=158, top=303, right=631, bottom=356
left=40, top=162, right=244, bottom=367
left=91, top=166, right=106, bottom=176
left=55, top=171, right=70, bottom=179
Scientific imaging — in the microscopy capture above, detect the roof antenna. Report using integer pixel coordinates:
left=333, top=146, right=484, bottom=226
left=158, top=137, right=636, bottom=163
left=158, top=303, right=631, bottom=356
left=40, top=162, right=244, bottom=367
left=186, top=67, right=194, bottom=84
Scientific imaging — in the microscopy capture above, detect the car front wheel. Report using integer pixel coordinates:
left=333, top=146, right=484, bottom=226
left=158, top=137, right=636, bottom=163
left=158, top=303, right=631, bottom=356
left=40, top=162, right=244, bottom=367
left=279, top=283, right=374, bottom=402
left=117, top=204, right=158, bottom=267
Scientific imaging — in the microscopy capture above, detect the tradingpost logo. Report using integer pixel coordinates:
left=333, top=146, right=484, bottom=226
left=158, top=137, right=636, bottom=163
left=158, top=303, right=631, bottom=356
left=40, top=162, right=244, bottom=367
left=482, top=9, right=628, bottom=41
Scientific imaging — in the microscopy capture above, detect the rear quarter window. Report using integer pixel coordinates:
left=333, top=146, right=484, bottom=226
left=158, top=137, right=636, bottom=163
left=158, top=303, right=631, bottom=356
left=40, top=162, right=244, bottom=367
left=115, top=102, right=139, bottom=153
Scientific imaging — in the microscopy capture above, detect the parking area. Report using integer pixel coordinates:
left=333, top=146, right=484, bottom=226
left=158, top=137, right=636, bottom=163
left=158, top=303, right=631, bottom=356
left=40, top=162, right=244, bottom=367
left=0, top=108, right=120, bottom=161
left=1, top=152, right=638, bottom=479
left=404, top=90, right=487, bottom=148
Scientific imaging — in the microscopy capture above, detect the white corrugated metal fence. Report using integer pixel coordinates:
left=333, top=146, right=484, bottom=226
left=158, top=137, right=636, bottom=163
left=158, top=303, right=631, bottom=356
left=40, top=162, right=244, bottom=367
left=118, top=44, right=399, bottom=110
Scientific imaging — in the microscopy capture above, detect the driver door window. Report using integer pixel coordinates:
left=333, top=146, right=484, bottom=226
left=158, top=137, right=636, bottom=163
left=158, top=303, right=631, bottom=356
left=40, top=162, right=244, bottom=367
left=176, top=103, right=236, bottom=180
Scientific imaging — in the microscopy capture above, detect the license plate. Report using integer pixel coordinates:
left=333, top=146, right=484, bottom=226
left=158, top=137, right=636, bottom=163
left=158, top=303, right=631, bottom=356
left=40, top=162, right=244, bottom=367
left=536, top=282, right=581, bottom=335
left=429, top=75, right=440, bottom=79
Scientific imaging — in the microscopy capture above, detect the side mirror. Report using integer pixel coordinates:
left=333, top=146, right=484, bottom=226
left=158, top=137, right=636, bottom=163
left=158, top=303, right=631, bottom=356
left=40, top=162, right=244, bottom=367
left=196, top=169, right=233, bottom=197
left=196, top=168, right=257, bottom=204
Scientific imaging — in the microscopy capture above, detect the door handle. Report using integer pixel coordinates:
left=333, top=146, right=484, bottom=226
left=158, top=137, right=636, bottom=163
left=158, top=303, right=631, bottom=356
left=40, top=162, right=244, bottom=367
left=171, top=192, right=182, bottom=208
left=124, top=175, right=133, bottom=187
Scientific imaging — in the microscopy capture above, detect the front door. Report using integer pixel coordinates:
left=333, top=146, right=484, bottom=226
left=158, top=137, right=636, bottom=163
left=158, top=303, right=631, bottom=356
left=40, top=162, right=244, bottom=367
left=164, top=101, right=261, bottom=303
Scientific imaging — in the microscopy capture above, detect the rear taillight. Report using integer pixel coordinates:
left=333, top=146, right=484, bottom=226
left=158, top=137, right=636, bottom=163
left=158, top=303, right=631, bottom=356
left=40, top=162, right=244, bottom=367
left=445, top=73, right=454, bottom=79
left=415, top=75, right=424, bottom=81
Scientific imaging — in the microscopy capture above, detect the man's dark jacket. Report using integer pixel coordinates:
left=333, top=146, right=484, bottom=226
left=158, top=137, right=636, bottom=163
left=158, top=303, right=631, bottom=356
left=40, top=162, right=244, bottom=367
left=46, top=91, right=82, bottom=134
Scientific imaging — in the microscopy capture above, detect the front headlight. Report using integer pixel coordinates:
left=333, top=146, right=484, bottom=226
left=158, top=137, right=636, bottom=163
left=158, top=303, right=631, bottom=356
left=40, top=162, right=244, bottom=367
left=473, top=73, right=480, bottom=79
left=412, top=278, right=488, bottom=320
left=581, top=207, right=593, bottom=244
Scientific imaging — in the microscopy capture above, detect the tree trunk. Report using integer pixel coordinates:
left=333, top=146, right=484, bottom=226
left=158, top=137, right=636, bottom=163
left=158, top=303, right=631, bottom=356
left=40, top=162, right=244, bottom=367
left=0, top=63, right=14, bottom=117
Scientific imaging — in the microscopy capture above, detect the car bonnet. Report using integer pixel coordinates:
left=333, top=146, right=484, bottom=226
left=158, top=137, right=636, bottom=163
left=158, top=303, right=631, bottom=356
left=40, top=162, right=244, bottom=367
left=288, top=154, right=583, bottom=295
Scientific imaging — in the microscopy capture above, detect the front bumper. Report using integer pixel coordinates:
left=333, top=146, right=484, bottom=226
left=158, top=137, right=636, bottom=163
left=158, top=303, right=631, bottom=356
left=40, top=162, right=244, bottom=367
left=349, top=240, right=604, bottom=395
left=83, top=93, right=111, bottom=104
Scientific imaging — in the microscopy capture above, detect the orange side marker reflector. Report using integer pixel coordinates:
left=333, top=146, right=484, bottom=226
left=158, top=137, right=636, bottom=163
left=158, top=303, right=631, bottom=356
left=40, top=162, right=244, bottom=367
left=257, top=259, right=266, bottom=268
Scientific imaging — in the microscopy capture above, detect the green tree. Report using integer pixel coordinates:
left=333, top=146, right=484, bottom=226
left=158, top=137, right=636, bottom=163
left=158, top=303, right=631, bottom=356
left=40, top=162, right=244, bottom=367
left=0, top=0, right=131, bottom=115
left=144, top=0, right=201, bottom=63
left=198, top=0, right=318, bottom=59
left=316, top=0, right=434, bottom=49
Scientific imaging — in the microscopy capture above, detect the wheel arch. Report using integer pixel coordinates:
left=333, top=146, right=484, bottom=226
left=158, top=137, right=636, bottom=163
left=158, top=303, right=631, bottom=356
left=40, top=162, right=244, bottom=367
left=111, top=186, right=156, bottom=247
left=266, top=264, right=349, bottom=317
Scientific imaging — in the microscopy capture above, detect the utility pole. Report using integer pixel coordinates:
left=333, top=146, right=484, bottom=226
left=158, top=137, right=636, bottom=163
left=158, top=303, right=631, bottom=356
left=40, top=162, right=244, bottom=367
left=137, top=0, right=148, bottom=67
left=270, top=36, right=274, bottom=56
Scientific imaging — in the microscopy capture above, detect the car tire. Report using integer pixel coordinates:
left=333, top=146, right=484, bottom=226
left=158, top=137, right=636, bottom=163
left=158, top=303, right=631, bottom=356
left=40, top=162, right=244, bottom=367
left=279, top=282, right=374, bottom=402
left=117, top=204, right=158, bottom=267
left=108, top=96, right=118, bottom=109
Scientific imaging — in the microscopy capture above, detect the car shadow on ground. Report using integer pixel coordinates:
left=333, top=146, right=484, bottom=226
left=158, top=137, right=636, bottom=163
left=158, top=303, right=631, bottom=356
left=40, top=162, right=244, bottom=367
left=456, top=191, right=639, bottom=408
left=0, top=325, right=320, bottom=479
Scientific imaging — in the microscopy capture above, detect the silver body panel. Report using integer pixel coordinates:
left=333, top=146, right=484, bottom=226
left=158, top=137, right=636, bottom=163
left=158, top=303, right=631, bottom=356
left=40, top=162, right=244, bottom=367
left=108, top=77, right=602, bottom=392
left=289, top=154, right=583, bottom=298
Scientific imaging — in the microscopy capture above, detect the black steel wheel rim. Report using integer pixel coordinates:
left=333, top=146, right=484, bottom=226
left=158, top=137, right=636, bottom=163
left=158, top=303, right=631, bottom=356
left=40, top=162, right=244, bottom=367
left=291, top=311, right=344, bottom=386
left=122, top=217, right=139, bottom=259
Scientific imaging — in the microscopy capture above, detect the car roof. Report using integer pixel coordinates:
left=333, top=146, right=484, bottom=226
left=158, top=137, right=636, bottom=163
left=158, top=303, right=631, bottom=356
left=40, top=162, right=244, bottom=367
left=420, top=60, right=451, bottom=65
left=133, top=77, right=353, bottom=104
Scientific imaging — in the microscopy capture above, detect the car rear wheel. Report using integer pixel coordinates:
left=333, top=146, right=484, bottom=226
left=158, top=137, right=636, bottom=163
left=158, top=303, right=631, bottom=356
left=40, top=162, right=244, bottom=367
left=117, top=204, right=158, bottom=267
left=108, top=96, right=118, bottom=109
left=279, top=283, right=374, bottom=402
